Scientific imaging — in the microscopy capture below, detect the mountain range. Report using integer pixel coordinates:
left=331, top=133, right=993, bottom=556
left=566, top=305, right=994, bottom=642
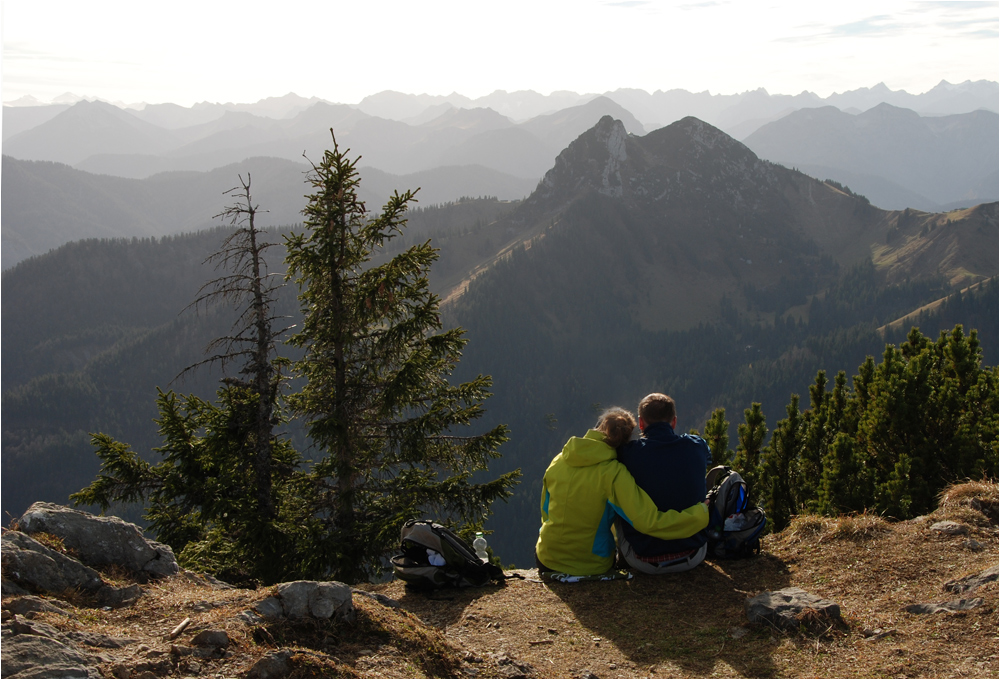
left=3, top=82, right=996, bottom=270
left=3, top=96, right=644, bottom=180
left=3, top=114, right=996, bottom=565
left=7, top=79, right=995, bottom=130
left=744, top=104, right=999, bottom=210
left=1, top=155, right=536, bottom=269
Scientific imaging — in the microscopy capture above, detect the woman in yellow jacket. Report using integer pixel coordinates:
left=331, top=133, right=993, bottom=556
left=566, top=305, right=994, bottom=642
left=535, top=408, right=708, bottom=580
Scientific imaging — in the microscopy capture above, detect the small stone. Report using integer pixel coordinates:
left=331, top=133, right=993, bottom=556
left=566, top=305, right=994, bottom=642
left=236, top=609, right=265, bottom=625
left=731, top=626, right=748, bottom=639
left=905, top=598, right=984, bottom=614
left=930, top=520, right=968, bottom=535
left=351, top=588, right=400, bottom=608
left=746, top=587, right=841, bottom=631
left=190, top=629, right=229, bottom=648
left=970, top=497, right=999, bottom=519
left=246, top=650, right=293, bottom=679
left=944, top=565, right=998, bottom=594
left=961, top=539, right=984, bottom=551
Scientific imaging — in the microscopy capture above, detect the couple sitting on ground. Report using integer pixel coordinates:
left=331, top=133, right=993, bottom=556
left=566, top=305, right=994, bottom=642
left=535, top=393, right=712, bottom=581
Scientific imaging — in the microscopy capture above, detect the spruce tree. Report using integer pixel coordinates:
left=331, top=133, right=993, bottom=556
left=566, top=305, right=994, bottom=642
left=284, top=135, right=519, bottom=583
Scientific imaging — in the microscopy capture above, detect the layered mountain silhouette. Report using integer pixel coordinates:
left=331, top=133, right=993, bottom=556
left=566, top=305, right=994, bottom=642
left=0, top=156, right=535, bottom=269
left=3, top=96, right=643, bottom=181
left=4, top=84, right=995, bottom=271
left=744, top=104, right=999, bottom=210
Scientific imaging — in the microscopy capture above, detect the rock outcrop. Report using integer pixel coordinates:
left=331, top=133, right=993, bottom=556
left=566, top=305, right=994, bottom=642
left=745, top=587, right=842, bottom=631
left=17, top=502, right=178, bottom=576
left=2, top=503, right=181, bottom=605
left=248, top=580, right=355, bottom=622
left=1, top=614, right=104, bottom=679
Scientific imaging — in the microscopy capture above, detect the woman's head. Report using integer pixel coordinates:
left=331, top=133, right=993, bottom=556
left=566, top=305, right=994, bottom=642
left=595, top=407, right=637, bottom=449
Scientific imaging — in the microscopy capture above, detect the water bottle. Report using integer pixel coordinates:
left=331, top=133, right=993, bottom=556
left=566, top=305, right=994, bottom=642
left=473, top=532, right=488, bottom=560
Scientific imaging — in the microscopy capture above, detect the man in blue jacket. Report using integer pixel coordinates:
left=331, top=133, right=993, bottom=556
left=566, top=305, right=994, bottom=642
left=615, top=393, right=711, bottom=573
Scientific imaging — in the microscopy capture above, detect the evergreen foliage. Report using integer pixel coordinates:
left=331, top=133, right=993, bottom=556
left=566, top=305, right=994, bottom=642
left=72, top=389, right=311, bottom=585
left=283, top=135, right=519, bottom=583
left=73, top=143, right=519, bottom=585
left=730, top=324, right=998, bottom=531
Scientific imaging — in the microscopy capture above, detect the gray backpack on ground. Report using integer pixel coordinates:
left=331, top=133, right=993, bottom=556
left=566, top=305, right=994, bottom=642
left=705, top=465, right=766, bottom=559
left=391, top=519, right=517, bottom=589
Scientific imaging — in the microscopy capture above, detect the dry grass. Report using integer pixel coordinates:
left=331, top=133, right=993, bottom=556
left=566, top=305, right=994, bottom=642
left=3, top=482, right=998, bottom=678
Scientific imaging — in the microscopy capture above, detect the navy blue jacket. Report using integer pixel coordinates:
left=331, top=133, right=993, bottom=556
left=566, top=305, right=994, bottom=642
left=617, top=422, right=711, bottom=555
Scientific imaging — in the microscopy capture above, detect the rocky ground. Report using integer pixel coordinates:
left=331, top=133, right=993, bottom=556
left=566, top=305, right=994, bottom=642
left=2, top=482, right=997, bottom=678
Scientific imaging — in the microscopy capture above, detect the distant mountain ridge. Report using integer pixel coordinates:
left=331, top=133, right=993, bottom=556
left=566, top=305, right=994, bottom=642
left=4, top=82, right=993, bottom=224
left=0, top=156, right=536, bottom=269
left=8, top=80, right=993, bottom=136
left=744, top=104, right=999, bottom=210
left=3, top=96, right=642, bottom=183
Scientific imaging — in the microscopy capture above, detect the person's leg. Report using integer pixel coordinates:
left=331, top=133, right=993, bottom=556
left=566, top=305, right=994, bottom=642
left=647, top=542, right=708, bottom=573
left=616, top=529, right=664, bottom=575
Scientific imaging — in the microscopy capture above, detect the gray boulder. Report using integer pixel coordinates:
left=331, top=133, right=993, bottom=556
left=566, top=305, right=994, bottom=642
left=1, top=623, right=99, bottom=678
left=930, top=520, right=969, bottom=535
left=2, top=531, right=104, bottom=595
left=190, top=629, right=229, bottom=648
left=17, top=502, right=178, bottom=576
left=249, top=581, right=355, bottom=622
left=1, top=531, right=141, bottom=606
left=2, top=579, right=30, bottom=596
left=275, top=580, right=354, bottom=621
left=746, top=587, right=842, bottom=631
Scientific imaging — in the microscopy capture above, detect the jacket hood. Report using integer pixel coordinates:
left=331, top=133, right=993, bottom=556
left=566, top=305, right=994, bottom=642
left=561, top=429, right=616, bottom=467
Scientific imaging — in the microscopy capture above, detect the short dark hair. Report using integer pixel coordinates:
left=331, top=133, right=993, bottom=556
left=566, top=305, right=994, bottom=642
left=638, top=393, right=675, bottom=424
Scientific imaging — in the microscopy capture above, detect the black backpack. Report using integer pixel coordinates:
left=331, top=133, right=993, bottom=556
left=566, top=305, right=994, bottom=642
left=705, top=465, right=766, bottom=558
left=391, top=519, right=517, bottom=589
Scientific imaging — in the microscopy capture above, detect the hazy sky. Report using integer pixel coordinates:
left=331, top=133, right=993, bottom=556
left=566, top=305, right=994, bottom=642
left=2, top=0, right=997, bottom=106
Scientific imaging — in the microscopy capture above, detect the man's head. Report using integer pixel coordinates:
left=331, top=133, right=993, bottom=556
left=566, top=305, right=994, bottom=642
left=637, top=393, right=676, bottom=431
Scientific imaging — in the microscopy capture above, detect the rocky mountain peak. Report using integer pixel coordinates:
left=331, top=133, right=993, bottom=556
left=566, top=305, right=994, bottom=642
left=529, top=114, right=778, bottom=215
left=533, top=115, right=629, bottom=202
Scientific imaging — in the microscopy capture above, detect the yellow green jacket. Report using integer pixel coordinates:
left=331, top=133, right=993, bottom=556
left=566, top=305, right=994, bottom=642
left=535, top=429, right=709, bottom=575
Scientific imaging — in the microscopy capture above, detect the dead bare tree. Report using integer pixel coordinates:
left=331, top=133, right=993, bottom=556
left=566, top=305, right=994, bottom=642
left=185, top=173, right=292, bottom=521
